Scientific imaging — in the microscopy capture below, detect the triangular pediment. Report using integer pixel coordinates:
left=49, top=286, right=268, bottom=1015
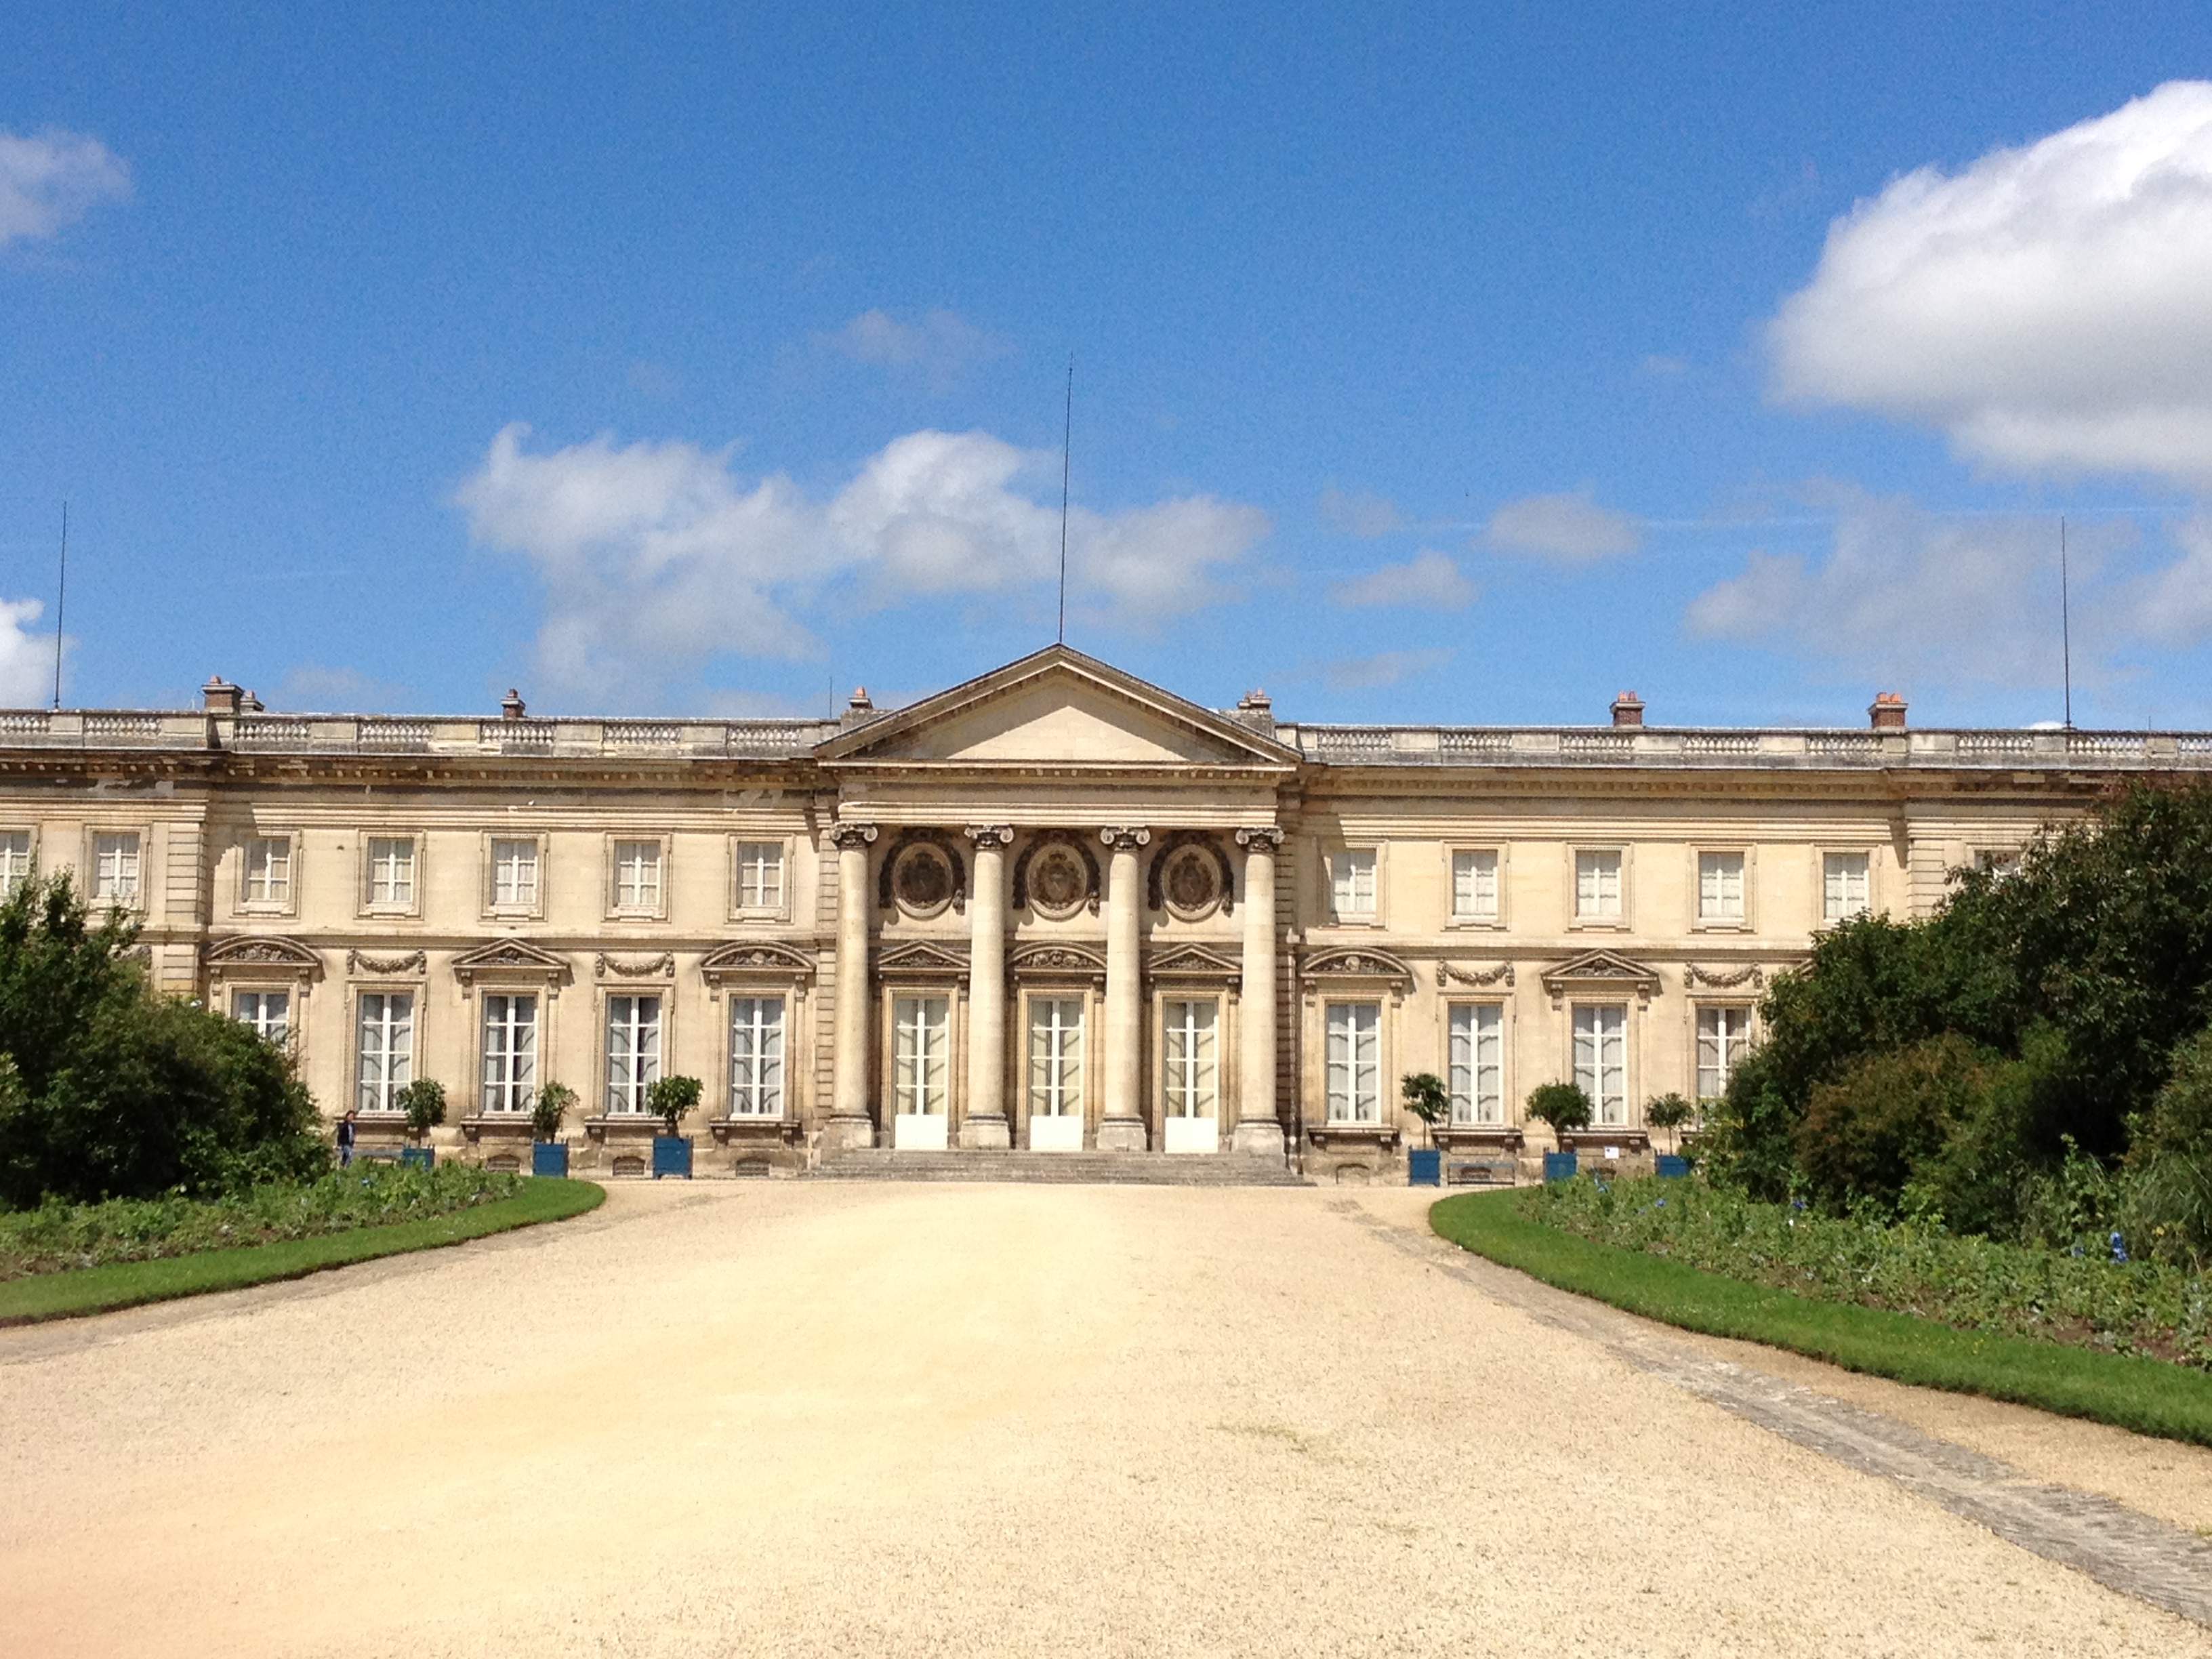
left=1540, top=949, right=1662, bottom=998
left=816, top=646, right=1298, bottom=770
left=878, top=939, right=970, bottom=977
left=1145, top=943, right=1242, bottom=980
left=453, top=937, right=571, bottom=984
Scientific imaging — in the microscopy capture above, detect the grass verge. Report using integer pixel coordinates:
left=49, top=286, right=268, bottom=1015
left=1431, top=1187, right=2212, bottom=1447
left=0, top=1178, right=605, bottom=1326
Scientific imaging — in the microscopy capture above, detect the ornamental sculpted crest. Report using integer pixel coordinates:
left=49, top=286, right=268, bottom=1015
left=1164, top=848, right=1218, bottom=914
left=1029, top=846, right=1087, bottom=917
left=895, top=845, right=954, bottom=913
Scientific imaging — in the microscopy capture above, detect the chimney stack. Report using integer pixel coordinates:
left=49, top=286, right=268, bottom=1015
left=201, top=676, right=243, bottom=715
left=1610, top=691, right=1645, bottom=729
left=1234, top=688, right=1275, bottom=737
left=501, top=689, right=527, bottom=720
left=841, top=686, right=877, bottom=728
left=1869, top=691, right=1908, bottom=730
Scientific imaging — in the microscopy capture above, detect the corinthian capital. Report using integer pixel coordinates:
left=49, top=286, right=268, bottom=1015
left=830, top=821, right=879, bottom=852
left=964, top=824, right=1015, bottom=851
left=1235, top=825, right=1286, bottom=852
left=1099, top=826, right=1152, bottom=851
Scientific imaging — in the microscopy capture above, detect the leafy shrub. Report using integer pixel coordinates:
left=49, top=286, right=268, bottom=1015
left=1794, top=1033, right=2001, bottom=1216
left=1525, top=1082, right=1592, bottom=1138
left=531, top=1081, right=577, bottom=1142
left=1401, top=1073, right=1448, bottom=1144
left=1645, top=1092, right=1696, bottom=1153
left=646, top=1074, right=702, bottom=1134
left=396, top=1078, right=447, bottom=1142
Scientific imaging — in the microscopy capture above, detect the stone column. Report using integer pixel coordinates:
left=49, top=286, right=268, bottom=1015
left=1097, top=826, right=1151, bottom=1151
left=827, top=822, right=878, bottom=1149
left=960, top=825, right=1013, bottom=1149
left=1233, top=827, right=1287, bottom=1158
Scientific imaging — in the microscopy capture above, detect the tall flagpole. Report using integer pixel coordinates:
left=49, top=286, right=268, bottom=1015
left=1057, top=356, right=1072, bottom=645
left=52, top=502, right=67, bottom=710
left=2060, top=516, right=2073, bottom=731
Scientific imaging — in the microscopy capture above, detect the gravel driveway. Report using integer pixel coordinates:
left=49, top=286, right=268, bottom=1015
left=2, top=1181, right=2205, bottom=1657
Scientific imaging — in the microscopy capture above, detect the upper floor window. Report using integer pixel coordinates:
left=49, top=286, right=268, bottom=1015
left=1329, top=848, right=1377, bottom=922
left=1977, top=848, right=2022, bottom=882
left=234, top=989, right=289, bottom=1046
left=613, top=839, right=663, bottom=912
left=92, top=832, right=140, bottom=905
left=490, top=838, right=539, bottom=909
left=1823, top=852, right=1871, bottom=922
left=1450, top=849, right=1499, bottom=922
left=365, top=836, right=415, bottom=907
left=0, top=831, right=33, bottom=891
left=1573, top=849, right=1622, bottom=921
left=735, top=841, right=785, bottom=913
left=1697, top=851, right=1745, bottom=923
left=242, top=836, right=292, bottom=906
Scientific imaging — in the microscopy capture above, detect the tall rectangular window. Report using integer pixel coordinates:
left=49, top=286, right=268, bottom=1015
left=1572, top=1004, right=1627, bottom=1126
left=1447, top=1004, right=1504, bottom=1124
left=605, top=995, right=661, bottom=1113
left=0, top=832, right=32, bottom=890
left=1823, top=852, right=1871, bottom=921
left=480, top=993, right=538, bottom=1113
left=736, top=842, right=784, bottom=912
left=1329, top=849, right=1376, bottom=922
left=243, top=836, right=291, bottom=905
left=92, top=832, right=140, bottom=904
left=892, top=994, right=950, bottom=1116
left=729, top=996, right=785, bottom=1116
left=491, top=838, right=539, bottom=908
left=1698, top=851, right=1746, bottom=922
left=1697, top=1006, right=1753, bottom=1099
left=1162, top=998, right=1218, bottom=1120
left=1027, top=997, right=1084, bottom=1118
left=1324, top=1001, right=1381, bottom=1122
left=234, top=989, right=289, bottom=1046
left=356, top=992, right=413, bottom=1112
left=1573, top=849, right=1622, bottom=920
left=614, top=839, right=663, bottom=912
left=1450, top=849, right=1499, bottom=922
left=366, top=836, right=415, bottom=907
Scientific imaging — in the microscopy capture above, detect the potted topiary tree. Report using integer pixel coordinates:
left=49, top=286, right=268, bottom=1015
left=1525, top=1082, right=1592, bottom=1181
left=1401, top=1072, right=1448, bottom=1187
left=531, top=1080, right=577, bottom=1177
left=396, top=1078, right=447, bottom=1170
left=647, top=1075, right=702, bottom=1179
left=1645, top=1091, right=1696, bottom=1176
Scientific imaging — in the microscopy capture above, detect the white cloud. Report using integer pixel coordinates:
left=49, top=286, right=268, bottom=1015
left=820, top=308, right=1010, bottom=390
left=1767, top=81, right=2212, bottom=489
left=1332, top=549, right=1476, bottom=610
left=2129, top=516, right=2212, bottom=644
left=1684, top=485, right=2116, bottom=685
left=0, top=127, right=131, bottom=247
left=1478, top=490, right=1643, bottom=565
left=0, top=598, right=50, bottom=705
left=1317, top=487, right=1407, bottom=538
left=456, top=424, right=1269, bottom=699
left=1319, top=648, right=1450, bottom=691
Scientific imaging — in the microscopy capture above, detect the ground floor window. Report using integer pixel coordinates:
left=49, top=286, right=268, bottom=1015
left=1162, top=998, right=1218, bottom=1119
left=1696, top=1005, right=1752, bottom=1100
left=1572, top=1003, right=1627, bottom=1126
left=480, top=993, right=537, bottom=1112
left=1447, top=1003, right=1503, bottom=1124
left=607, top=995, right=662, bottom=1114
left=893, top=994, right=950, bottom=1115
left=234, top=989, right=289, bottom=1048
left=729, top=996, right=785, bottom=1116
left=356, top=992, right=413, bottom=1113
left=1325, top=1001, right=1381, bottom=1123
left=1027, top=996, right=1084, bottom=1117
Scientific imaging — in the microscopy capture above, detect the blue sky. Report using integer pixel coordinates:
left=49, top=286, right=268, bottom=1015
left=5, top=3, right=2212, bottom=728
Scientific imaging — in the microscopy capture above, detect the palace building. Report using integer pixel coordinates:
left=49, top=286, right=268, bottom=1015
left=1, top=643, right=2198, bottom=1181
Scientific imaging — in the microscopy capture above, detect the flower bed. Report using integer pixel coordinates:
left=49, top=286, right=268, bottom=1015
left=1527, top=1176, right=2212, bottom=1370
left=0, top=1164, right=529, bottom=1279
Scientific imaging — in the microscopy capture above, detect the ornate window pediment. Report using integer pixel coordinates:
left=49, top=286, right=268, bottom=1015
left=453, top=937, right=571, bottom=987
left=1540, top=948, right=1662, bottom=1007
left=204, top=935, right=323, bottom=983
left=1302, top=946, right=1414, bottom=994
left=877, top=939, right=970, bottom=980
left=700, top=940, right=817, bottom=985
left=1008, top=941, right=1107, bottom=984
left=1145, top=943, right=1242, bottom=983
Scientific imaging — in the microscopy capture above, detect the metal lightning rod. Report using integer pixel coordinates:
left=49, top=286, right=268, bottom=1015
left=51, top=501, right=66, bottom=710
left=2060, top=516, right=2073, bottom=731
left=1057, top=356, right=1072, bottom=646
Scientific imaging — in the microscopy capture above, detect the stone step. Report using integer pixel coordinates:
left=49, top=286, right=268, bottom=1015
left=813, top=1147, right=1307, bottom=1186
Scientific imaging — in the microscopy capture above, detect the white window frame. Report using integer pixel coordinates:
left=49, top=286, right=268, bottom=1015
left=1447, top=846, right=1502, bottom=927
left=1161, top=997, right=1220, bottom=1121
left=232, top=987, right=291, bottom=1048
left=1695, top=848, right=1748, bottom=928
left=733, top=838, right=790, bottom=921
left=485, top=833, right=546, bottom=919
left=355, top=990, right=415, bottom=1113
left=604, top=994, right=663, bottom=1115
left=0, top=827, right=37, bottom=893
left=1975, top=846, right=2022, bottom=882
left=239, top=832, right=297, bottom=914
left=1446, top=1002, right=1504, bottom=1125
left=1571, top=846, right=1624, bottom=926
left=1328, top=847, right=1378, bottom=925
left=361, top=833, right=422, bottom=916
left=890, top=993, right=952, bottom=1118
left=1324, top=1000, right=1382, bottom=1123
left=1027, top=994, right=1086, bottom=1120
left=1696, top=1004, right=1753, bottom=1101
left=479, top=991, right=539, bottom=1113
left=726, top=994, right=786, bottom=1118
left=1821, top=849, right=1872, bottom=924
left=1571, top=1002, right=1629, bottom=1126
left=89, top=828, right=144, bottom=908
left=609, top=835, right=670, bottom=920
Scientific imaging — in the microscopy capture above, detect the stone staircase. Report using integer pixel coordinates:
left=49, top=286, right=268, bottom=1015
left=813, top=1146, right=1308, bottom=1186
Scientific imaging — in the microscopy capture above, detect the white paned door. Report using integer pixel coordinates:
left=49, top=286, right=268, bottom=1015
left=1027, top=996, right=1085, bottom=1152
left=892, top=994, right=951, bottom=1151
left=1161, top=998, right=1220, bottom=1153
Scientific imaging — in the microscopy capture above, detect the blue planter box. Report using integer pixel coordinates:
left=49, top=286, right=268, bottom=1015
left=1542, top=1151, right=1578, bottom=1183
left=1407, top=1148, right=1442, bottom=1187
left=398, top=1145, right=435, bottom=1170
left=651, top=1134, right=693, bottom=1179
left=1654, top=1154, right=1690, bottom=1179
left=532, top=1141, right=570, bottom=1178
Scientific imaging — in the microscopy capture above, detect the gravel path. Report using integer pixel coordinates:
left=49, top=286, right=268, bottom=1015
left=2, top=1182, right=2207, bottom=1657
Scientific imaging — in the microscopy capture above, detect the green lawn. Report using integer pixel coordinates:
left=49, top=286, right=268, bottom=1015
left=0, top=1178, right=605, bottom=1326
left=1431, top=1187, right=2212, bottom=1447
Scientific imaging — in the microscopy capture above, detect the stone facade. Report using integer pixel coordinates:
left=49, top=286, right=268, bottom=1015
left=3, top=645, right=2203, bottom=1181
